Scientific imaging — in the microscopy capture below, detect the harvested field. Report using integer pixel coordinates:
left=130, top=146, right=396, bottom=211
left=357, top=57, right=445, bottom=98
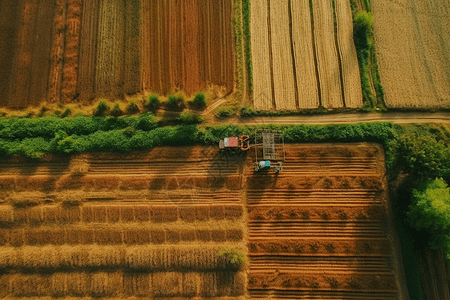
left=335, top=0, right=363, bottom=108
left=313, top=0, right=343, bottom=108
left=291, top=0, right=319, bottom=109
left=270, top=0, right=297, bottom=110
left=250, top=0, right=273, bottom=110
left=0, top=146, right=246, bottom=298
left=372, top=0, right=450, bottom=108
left=250, top=0, right=361, bottom=110
left=0, top=0, right=234, bottom=108
left=0, top=144, right=408, bottom=298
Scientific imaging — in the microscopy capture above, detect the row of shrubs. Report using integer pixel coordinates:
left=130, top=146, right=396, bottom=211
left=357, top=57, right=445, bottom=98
left=92, top=93, right=207, bottom=117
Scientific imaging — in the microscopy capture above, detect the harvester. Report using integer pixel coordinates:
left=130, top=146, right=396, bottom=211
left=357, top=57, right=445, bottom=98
left=219, top=135, right=250, bottom=152
left=253, top=129, right=285, bottom=173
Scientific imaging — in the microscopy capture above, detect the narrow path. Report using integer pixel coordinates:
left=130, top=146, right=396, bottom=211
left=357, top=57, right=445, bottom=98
left=233, top=112, right=450, bottom=125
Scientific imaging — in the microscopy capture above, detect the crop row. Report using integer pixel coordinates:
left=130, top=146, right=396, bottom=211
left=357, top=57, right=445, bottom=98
left=248, top=239, right=391, bottom=256
left=0, top=204, right=243, bottom=226
left=248, top=222, right=385, bottom=238
left=248, top=272, right=397, bottom=292
left=247, top=205, right=386, bottom=222
left=0, top=174, right=243, bottom=193
left=0, top=227, right=243, bottom=247
left=246, top=175, right=384, bottom=190
left=0, top=245, right=245, bottom=271
left=0, top=271, right=245, bottom=298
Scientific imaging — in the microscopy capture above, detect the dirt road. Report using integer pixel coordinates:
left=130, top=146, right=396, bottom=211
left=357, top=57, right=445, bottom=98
left=232, top=112, right=450, bottom=125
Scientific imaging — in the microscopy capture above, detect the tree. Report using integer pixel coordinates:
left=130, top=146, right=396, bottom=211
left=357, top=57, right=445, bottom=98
left=407, top=178, right=450, bottom=254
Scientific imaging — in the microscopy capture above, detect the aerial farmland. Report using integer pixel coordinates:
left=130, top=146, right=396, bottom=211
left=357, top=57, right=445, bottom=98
left=0, top=0, right=450, bottom=299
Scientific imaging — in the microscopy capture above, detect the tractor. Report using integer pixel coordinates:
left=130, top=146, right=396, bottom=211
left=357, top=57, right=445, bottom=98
left=219, top=135, right=250, bottom=152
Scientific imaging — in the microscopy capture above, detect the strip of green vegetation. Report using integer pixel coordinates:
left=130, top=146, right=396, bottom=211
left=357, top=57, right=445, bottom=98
left=352, top=2, right=385, bottom=110
left=242, top=0, right=252, bottom=94
left=233, top=0, right=244, bottom=102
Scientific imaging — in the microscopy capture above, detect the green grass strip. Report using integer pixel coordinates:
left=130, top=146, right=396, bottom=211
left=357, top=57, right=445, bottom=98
left=242, top=0, right=253, bottom=94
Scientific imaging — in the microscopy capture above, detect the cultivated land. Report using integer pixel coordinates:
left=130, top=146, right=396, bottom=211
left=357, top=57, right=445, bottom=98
left=250, top=0, right=361, bottom=110
left=372, top=0, right=450, bottom=108
left=0, top=0, right=235, bottom=108
left=0, top=144, right=406, bottom=299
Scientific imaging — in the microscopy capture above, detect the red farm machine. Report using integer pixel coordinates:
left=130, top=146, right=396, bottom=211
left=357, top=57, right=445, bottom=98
left=219, top=130, right=285, bottom=173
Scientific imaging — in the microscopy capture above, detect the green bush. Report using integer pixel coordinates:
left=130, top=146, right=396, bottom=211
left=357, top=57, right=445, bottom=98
left=217, top=248, right=245, bottom=270
left=127, top=102, right=140, bottom=115
left=111, top=103, right=123, bottom=117
left=192, top=93, right=206, bottom=109
left=145, top=94, right=160, bottom=111
left=167, top=94, right=185, bottom=110
left=177, top=110, right=203, bottom=124
left=93, top=101, right=110, bottom=117
left=240, top=106, right=257, bottom=117
left=407, top=178, right=450, bottom=255
left=216, top=107, right=235, bottom=118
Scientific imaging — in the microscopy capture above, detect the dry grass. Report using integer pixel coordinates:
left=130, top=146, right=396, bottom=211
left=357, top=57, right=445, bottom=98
left=182, top=272, right=199, bottom=296
left=123, top=228, right=150, bottom=244
left=94, top=228, right=122, bottom=245
left=210, top=205, right=225, bottom=220
left=120, top=206, right=135, bottom=222
left=153, top=272, right=181, bottom=297
left=179, top=206, right=198, bottom=222
left=226, top=229, right=244, bottom=242
left=107, top=205, right=121, bottom=223
left=224, top=205, right=243, bottom=219
left=150, top=229, right=166, bottom=244
left=151, top=206, right=178, bottom=223
left=134, top=205, right=150, bottom=222
left=180, top=229, right=196, bottom=242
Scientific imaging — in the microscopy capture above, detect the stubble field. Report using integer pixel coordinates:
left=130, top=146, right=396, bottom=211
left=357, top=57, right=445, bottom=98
left=0, top=143, right=406, bottom=299
left=0, top=0, right=235, bottom=108
left=372, top=0, right=450, bottom=108
left=250, top=0, right=362, bottom=110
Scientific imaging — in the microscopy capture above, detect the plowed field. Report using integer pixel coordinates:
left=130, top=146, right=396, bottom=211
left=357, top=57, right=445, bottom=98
left=250, top=0, right=361, bottom=110
left=244, top=143, right=405, bottom=299
left=0, top=0, right=235, bottom=108
left=0, top=143, right=407, bottom=299
left=372, top=0, right=450, bottom=108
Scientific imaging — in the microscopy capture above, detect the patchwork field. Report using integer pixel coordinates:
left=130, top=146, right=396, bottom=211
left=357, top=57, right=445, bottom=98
left=250, top=0, right=362, bottom=110
left=0, top=0, right=235, bottom=108
left=0, top=143, right=406, bottom=299
left=372, top=0, right=450, bottom=108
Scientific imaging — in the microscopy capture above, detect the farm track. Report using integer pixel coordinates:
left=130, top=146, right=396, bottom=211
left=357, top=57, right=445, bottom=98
left=335, top=0, right=362, bottom=108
